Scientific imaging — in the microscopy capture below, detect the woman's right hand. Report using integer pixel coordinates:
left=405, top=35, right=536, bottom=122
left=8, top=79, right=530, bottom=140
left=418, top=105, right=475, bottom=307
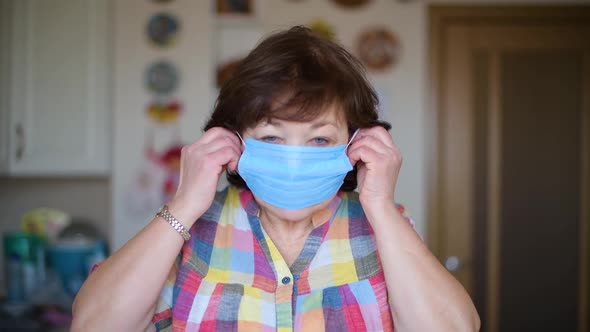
left=167, top=127, right=243, bottom=228
left=71, top=128, right=242, bottom=331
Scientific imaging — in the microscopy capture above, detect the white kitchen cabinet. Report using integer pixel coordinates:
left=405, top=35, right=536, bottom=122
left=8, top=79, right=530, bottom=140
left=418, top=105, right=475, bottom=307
left=0, top=0, right=111, bottom=176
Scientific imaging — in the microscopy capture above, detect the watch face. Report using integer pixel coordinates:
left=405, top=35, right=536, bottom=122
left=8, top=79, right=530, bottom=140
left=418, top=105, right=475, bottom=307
left=147, top=13, right=180, bottom=47
left=357, top=28, right=401, bottom=71
left=145, top=61, right=180, bottom=95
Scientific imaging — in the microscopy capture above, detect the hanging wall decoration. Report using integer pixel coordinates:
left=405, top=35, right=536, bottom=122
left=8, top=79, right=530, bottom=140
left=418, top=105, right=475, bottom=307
left=308, top=19, right=336, bottom=41
left=357, top=27, right=401, bottom=72
left=146, top=100, right=183, bottom=124
left=158, top=144, right=183, bottom=203
left=331, top=0, right=370, bottom=9
left=128, top=5, right=186, bottom=221
left=217, top=0, right=253, bottom=15
left=125, top=134, right=185, bottom=218
left=147, top=13, right=180, bottom=47
left=125, top=156, right=168, bottom=219
left=145, top=61, right=180, bottom=95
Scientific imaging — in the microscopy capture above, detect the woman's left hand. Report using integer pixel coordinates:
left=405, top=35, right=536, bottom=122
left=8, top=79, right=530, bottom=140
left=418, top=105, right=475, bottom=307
left=347, top=126, right=402, bottom=212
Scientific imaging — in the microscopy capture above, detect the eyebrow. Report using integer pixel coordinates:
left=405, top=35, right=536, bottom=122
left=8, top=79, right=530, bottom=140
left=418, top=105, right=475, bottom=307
left=310, top=121, right=339, bottom=129
left=265, top=119, right=283, bottom=127
left=265, top=119, right=339, bottom=129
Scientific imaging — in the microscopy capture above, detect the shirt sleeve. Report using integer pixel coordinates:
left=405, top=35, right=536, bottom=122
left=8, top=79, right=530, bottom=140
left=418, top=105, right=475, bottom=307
left=152, top=255, right=180, bottom=332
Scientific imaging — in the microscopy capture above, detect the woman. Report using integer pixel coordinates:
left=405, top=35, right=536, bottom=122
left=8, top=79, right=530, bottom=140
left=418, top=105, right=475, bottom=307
left=72, top=26, right=479, bottom=332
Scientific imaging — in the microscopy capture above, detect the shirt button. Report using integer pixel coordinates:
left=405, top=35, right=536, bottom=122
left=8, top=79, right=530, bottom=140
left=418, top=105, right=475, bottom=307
left=281, top=276, right=291, bottom=285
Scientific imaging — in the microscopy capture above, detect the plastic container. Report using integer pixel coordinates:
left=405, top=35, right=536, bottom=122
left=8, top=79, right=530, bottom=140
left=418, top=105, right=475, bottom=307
left=47, top=239, right=105, bottom=296
left=2, top=232, right=43, bottom=303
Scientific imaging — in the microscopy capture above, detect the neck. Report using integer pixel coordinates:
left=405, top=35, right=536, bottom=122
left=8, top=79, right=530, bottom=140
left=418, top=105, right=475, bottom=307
left=257, top=207, right=315, bottom=267
left=258, top=208, right=314, bottom=240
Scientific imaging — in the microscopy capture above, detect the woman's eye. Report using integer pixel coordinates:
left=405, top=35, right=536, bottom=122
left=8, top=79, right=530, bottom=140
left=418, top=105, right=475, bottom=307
left=261, top=136, right=280, bottom=143
left=311, top=137, right=330, bottom=145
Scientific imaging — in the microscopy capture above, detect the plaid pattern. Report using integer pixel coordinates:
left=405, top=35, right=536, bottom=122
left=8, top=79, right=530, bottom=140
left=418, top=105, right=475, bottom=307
left=153, top=186, right=412, bottom=331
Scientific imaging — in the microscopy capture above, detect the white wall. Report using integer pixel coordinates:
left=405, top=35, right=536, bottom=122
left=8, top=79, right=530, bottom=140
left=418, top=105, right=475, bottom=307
left=112, top=0, right=590, bottom=250
left=112, top=0, right=213, bottom=248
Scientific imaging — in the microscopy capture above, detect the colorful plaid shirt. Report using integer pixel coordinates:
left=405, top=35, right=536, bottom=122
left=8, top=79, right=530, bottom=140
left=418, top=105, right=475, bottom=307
left=153, top=185, right=412, bottom=331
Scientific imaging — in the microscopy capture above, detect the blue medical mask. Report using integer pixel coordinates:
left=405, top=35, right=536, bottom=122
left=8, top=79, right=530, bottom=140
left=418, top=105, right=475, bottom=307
left=237, top=132, right=357, bottom=210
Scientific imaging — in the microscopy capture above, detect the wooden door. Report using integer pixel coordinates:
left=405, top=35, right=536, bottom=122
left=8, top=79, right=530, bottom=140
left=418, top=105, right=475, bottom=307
left=429, top=6, right=590, bottom=332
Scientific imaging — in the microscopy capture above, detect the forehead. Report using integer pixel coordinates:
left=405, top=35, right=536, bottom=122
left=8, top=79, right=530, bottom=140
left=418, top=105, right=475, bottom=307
left=263, top=102, right=347, bottom=128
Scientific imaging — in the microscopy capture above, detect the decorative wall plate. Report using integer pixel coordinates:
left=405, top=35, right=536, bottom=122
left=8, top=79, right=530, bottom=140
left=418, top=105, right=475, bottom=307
left=147, top=13, right=180, bottom=47
left=145, top=61, right=180, bottom=95
left=357, top=27, right=401, bottom=71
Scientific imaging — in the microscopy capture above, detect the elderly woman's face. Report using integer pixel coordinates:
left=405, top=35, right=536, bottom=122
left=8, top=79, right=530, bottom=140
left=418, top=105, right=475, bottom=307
left=243, top=103, right=349, bottom=147
left=242, top=104, right=350, bottom=221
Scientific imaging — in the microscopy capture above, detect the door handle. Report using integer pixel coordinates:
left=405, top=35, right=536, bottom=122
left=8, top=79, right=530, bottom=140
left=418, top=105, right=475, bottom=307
left=445, top=256, right=462, bottom=272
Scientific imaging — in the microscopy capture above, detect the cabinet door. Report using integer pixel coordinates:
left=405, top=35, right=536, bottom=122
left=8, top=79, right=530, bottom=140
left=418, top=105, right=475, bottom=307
left=8, top=0, right=110, bottom=175
left=0, top=0, right=12, bottom=171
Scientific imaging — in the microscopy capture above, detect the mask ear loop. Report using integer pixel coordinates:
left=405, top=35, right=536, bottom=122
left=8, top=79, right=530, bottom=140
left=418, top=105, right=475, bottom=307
left=228, top=132, right=245, bottom=178
left=346, top=129, right=360, bottom=150
left=234, top=131, right=245, bottom=146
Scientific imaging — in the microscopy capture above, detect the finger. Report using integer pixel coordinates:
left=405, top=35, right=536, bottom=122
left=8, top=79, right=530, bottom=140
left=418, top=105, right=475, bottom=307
left=347, top=145, right=383, bottom=167
left=207, top=145, right=242, bottom=171
left=227, top=154, right=241, bottom=172
left=348, top=135, right=391, bottom=155
left=200, top=127, right=242, bottom=148
left=351, top=141, right=401, bottom=166
left=201, top=134, right=243, bottom=155
left=223, top=145, right=243, bottom=171
left=354, top=129, right=402, bottom=162
left=358, top=126, right=395, bottom=149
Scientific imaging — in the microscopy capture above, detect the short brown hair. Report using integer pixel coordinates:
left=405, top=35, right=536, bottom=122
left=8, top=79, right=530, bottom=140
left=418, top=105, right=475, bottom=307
left=204, top=26, right=390, bottom=191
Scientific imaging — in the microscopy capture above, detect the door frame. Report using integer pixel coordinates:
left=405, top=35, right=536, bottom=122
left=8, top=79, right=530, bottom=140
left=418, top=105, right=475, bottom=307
left=427, top=6, right=590, bottom=332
